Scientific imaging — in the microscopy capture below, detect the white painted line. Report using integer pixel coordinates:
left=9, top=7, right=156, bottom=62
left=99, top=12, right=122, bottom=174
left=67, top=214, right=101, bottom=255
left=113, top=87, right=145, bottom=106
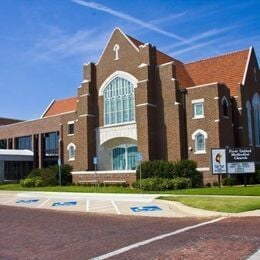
left=91, top=217, right=226, bottom=260
left=248, top=249, right=260, bottom=260
left=90, top=205, right=114, bottom=211
left=37, top=199, right=50, bottom=208
left=86, top=200, right=89, bottom=212
left=5, top=198, right=17, bottom=204
left=92, top=208, right=114, bottom=212
left=111, top=200, right=120, bottom=215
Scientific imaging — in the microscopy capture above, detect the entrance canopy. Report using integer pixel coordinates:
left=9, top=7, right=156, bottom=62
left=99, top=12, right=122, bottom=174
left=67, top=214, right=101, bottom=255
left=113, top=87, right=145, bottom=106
left=0, top=149, right=34, bottom=161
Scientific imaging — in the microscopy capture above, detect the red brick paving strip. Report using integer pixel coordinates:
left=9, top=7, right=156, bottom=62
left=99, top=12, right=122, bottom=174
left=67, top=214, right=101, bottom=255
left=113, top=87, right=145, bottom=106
left=1, top=205, right=259, bottom=259
left=0, top=205, right=203, bottom=259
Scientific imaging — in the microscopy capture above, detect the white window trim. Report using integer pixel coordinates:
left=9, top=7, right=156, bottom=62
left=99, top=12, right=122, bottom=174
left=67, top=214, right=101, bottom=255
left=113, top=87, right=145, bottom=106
left=67, top=143, right=76, bottom=161
left=192, top=99, right=205, bottom=119
left=99, top=71, right=138, bottom=96
left=192, top=129, right=208, bottom=154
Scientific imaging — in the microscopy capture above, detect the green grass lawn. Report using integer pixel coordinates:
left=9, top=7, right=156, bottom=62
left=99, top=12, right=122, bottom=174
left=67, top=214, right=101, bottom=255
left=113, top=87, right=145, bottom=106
left=159, top=196, right=260, bottom=213
left=0, top=183, right=137, bottom=193
left=0, top=183, right=260, bottom=196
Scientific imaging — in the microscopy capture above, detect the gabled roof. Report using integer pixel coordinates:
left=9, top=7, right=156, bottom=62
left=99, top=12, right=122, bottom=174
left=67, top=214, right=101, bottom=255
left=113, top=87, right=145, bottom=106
left=125, top=30, right=250, bottom=95
left=42, top=97, right=77, bottom=118
left=184, top=49, right=250, bottom=95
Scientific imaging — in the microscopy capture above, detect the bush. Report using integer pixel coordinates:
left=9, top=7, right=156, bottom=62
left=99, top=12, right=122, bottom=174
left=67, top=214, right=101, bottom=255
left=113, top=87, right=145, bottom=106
left=133, top=177, right=192, bottom=191
left=248, top=169, right=260, bottom=184
left=20, top=176, right=43, bottom=187
left=20, top=164, right=73, bottom=187
left=173, top=160, right=202, bottom=188
left=223, top=176, right=238, bottom=186
left=136, top=160, right=202, bottom=188
left=212, top=181, right=219, bottom=187
left=136, top=160, right=174, bottom=179
left=27, top=168, right=45, bottom=178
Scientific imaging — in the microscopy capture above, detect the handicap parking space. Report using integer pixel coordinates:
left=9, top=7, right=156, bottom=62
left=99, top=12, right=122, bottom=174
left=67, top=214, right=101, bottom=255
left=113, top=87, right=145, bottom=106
left=0, top=191, right=193, bottom=217
left=40, top=198, right=87, bottom=212
left=115, top=200, right=177, bottom=217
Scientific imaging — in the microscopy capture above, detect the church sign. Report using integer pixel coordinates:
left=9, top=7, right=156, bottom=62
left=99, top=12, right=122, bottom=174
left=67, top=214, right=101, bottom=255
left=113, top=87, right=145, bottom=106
left=211, top=147, right=255, bottom=174
left=226, top=147, right=255, bottom=174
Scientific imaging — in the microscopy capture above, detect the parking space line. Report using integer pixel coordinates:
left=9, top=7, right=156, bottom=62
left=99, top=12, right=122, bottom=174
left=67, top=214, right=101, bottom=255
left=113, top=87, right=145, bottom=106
left=4, top=198, right=17, bottom=204
left=90, top=205, right=114, bottom=211
left=91, top=217, right=226, bottom=260
left=111, top=200, right=120, bottom=215
left=37, top=198, right=50, bottom=208
left=86, top=200, right=89, bottom=212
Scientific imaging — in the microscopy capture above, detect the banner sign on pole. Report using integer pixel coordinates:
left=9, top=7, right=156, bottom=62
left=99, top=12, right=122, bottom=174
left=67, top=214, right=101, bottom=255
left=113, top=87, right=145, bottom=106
left=211, top=149, right=227, bottom=174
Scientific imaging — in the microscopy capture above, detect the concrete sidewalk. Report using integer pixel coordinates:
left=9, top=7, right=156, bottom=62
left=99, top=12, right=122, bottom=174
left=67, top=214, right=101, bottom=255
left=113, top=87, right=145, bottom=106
left=0, top=191, right=260, bottom=218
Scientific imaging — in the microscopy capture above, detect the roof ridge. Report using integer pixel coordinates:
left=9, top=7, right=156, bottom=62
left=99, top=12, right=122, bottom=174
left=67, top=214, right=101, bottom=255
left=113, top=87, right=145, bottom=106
left=55, top=96, right=77, bottom=102
left=185, top=47, right=251, bottom=66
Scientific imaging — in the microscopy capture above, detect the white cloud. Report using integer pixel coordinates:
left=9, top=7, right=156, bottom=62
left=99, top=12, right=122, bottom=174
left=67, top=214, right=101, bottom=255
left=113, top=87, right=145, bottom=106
left=72, top=0, right=187, bottom=42
left=164, top=26, right=235, bottom=52
left=27, top=26, right=109, bottom=62
left=170, top=38, right=221, bottom=56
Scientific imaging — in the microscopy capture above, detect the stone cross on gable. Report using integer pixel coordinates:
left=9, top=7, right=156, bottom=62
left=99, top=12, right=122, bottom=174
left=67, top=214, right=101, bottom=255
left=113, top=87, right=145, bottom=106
left=113, top=44, right=120, bottom=60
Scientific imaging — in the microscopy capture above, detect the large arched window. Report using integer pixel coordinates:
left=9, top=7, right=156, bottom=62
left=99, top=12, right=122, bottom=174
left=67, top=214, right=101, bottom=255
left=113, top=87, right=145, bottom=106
left=112, top=145, right=138, bottom=170
left=192, top=129, right=208, bottom=154
left=246, top=101, right=253, bottom=145
left=67, top=143, right=76, bottom=161
left=103, top=77, right=135, bottom=125
left=252, top=93, right=260, bottom=145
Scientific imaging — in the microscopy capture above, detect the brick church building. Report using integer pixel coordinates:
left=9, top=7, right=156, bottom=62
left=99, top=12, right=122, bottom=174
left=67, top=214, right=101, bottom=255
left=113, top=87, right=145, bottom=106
left=0, top=28, right=259, bottom=184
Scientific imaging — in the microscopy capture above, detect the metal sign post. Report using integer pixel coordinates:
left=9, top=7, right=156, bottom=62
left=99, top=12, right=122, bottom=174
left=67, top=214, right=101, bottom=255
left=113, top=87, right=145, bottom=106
left=137, top=153, right=143, bottom=192
left=93, top=156, right=98, bottom=192
left=58, top=159, right=62, bottom=186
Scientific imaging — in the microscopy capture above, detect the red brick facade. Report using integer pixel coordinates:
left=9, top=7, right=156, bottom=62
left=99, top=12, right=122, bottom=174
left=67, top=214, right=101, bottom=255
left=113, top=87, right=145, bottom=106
left=0, top=28, right=259, bottom=185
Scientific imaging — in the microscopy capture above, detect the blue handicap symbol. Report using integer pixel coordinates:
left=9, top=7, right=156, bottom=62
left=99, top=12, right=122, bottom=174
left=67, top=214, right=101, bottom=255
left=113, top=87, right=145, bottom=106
left=52, top=201, right=77, bottom=207
left=130, top=205, right=162, bottom=212
left=16, top=199, right=39, bottom=204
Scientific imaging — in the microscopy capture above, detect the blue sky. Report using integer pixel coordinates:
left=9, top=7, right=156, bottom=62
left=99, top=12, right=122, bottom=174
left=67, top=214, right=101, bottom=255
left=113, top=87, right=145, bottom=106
left=0, top=0, right=259, bottom=120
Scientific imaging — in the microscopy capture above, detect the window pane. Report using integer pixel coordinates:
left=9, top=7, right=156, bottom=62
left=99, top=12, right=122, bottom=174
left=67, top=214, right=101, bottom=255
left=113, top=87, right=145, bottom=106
left=127, top=146, right=138, bottom=170
left=196, top=134, right=205, bottom=151
left=104, top=77, right=135, bottom=125
left=113, top=147, right=126, bottom=170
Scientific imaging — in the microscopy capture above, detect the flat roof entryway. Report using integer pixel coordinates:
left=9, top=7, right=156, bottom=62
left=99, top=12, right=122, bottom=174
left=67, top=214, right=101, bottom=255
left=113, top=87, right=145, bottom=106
left=0, top=149, right=34, bottom=182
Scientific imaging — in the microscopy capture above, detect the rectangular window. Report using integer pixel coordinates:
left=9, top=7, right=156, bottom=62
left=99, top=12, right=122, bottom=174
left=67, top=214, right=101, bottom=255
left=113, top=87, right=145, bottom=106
left=15, top=136, right=32, bottom=150
left=192, top=99, right=204, bottom=119
left=67, top=121, right=75, bottom=135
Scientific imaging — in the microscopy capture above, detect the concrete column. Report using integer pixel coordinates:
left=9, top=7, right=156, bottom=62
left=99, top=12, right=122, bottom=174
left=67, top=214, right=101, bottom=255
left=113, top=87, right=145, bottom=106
left=38, top=134, right=43, bottom=168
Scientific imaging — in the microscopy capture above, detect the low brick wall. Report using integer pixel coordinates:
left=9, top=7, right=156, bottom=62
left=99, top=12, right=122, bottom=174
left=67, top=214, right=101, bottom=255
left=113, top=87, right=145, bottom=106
left=72, top=170, right=136, bottom=186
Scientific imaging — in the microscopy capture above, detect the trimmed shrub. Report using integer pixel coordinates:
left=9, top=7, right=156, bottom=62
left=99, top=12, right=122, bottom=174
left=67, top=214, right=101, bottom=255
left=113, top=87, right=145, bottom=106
left=20, top=176, right=43, bottom=187
left=136, top=159, right=202, bottom=188
left=172, top=160, right=202, bottom=188
left=222, top=176, right=238, bottom=186
left=20, top=164, right=73, bottom=187
left=27, top=168, right=45, bottom=178
left=136, top=160, right=174, bottom=179
left=133, top=177, right=192, bottom=191
left=248, top=169, right=260, bottom=184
